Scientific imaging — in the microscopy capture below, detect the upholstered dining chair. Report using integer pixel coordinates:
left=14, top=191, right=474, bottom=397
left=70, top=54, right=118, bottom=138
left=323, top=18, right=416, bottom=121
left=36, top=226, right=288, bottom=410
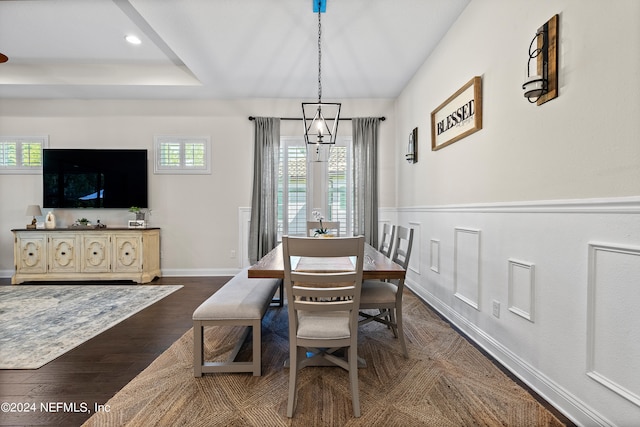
left=378, top=223, right=396, bottom=258
left=282, top=235, right=365, bottom=418
left=306, top=221, right=340, bottom=237
left=358, top=225, right=414, bottom=357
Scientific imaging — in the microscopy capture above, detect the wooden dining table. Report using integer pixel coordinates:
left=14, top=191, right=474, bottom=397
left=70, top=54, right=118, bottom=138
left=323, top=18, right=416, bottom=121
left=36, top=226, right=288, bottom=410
left=248, top=242, right=406, bottom=280
left=249, top=241, right=405, bottom=368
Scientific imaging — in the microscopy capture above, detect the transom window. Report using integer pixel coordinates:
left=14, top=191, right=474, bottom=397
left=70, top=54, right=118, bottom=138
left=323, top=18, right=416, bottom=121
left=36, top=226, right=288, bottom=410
left=0, top=136, right=48, bottom=174
left=278, top=137, right=353, bottom=238
left=153, top=136, right=211, bottom=174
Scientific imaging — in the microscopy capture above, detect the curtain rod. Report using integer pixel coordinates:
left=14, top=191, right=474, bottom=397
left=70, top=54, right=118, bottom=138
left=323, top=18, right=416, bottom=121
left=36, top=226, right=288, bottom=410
left=248, top=116, right=385, bottom=121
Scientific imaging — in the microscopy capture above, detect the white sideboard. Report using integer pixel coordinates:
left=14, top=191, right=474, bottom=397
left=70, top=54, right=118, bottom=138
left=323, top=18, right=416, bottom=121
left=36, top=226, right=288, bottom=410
left=12, top=228, right=161, bottom=284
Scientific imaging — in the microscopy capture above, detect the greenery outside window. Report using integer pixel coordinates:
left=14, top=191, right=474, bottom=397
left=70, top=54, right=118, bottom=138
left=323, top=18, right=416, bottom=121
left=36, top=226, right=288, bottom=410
left=154, top=136, right=211, bottom=174
left=0, top=136, right=48, bottom=174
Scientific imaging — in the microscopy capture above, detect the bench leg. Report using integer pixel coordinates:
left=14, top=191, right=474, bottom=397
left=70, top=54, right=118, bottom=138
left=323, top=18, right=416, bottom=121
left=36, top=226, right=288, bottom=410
left=193, top=321, right=204, bottom=377
left=252, top=319, right=261, bottom=376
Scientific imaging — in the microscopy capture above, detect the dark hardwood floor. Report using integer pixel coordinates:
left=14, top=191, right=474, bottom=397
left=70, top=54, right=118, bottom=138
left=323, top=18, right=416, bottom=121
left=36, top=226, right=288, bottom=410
left=0, top=276, right=228, bottom=427
left=0, top=276, right=573, bottom=427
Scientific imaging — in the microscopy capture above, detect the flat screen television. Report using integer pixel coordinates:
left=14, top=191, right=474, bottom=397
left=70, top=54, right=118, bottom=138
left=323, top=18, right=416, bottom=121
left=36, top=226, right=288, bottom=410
left=43, top=149, right=148, bottom=209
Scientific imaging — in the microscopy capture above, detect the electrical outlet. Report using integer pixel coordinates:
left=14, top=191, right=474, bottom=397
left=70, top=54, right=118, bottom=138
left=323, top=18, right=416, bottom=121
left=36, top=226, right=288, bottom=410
left=230, top=250, right=236, bottom=259
left=492, top=300, right=500, bottom=318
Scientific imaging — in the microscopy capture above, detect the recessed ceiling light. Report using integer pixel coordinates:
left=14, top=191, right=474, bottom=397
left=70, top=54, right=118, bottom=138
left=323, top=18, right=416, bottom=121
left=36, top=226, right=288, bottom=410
left=125, top=35, right=142, bottom=45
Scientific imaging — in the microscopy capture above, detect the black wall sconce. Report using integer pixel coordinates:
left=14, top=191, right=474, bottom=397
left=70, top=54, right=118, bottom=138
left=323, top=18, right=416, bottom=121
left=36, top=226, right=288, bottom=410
left=406, top=127, right=418, bottom=163
left=522, top=14, right=558, bottom=105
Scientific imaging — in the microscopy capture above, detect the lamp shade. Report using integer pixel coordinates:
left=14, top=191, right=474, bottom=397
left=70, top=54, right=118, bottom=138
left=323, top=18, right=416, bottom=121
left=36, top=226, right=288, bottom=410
left=25, top=205, right=42, bottom=217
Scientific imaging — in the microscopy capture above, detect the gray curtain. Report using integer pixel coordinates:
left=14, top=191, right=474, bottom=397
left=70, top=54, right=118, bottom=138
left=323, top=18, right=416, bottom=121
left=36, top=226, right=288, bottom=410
left=352, top=117, right=379, bottom=248
left=249, top=117, right=280, bottom=264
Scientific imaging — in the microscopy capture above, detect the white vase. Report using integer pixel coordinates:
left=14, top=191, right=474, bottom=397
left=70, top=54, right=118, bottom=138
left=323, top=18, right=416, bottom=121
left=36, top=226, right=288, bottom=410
left=45, top=212, right=56, bottom=229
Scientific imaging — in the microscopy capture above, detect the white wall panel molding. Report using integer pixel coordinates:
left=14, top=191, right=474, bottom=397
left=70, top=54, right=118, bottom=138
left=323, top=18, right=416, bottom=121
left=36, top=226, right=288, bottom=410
left=508, top=259, right=535, bottom=322
left=397, top=196, right=640, bottom=214
left=239, top=207, right=251, bottom=268
left=408, top=221, right=421, bottom=275
left=587, top=243, right=640, bottom=407
left=430, top=239, right=440, bottom=273
left=454, top=228, right=481, bottom=310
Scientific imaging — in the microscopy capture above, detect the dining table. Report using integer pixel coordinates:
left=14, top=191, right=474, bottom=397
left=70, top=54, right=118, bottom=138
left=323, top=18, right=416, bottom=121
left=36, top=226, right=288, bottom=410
left=248, top=240, right=405, bottom=368
left=248, top=242, right=406, bottom=280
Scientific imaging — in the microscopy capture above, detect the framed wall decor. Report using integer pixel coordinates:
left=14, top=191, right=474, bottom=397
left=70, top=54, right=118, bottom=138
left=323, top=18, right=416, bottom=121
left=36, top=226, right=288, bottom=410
left=431, top=76, right=483, bottom=151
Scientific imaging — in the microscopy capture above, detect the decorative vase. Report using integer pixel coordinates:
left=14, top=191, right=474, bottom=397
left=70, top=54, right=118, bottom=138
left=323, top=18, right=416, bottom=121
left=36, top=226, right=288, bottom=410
left=45, top=212, right=56, bottom=229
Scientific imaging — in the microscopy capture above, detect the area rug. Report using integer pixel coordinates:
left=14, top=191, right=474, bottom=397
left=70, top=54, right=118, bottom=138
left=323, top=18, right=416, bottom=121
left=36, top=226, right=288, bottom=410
left=83, top=291, right=567, bottom=427
left=0, top=284, right=182, bottom=369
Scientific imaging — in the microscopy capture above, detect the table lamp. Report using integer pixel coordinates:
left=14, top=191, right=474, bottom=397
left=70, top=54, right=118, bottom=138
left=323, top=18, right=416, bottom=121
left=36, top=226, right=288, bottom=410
left=25, top=204, right=42, bottom=229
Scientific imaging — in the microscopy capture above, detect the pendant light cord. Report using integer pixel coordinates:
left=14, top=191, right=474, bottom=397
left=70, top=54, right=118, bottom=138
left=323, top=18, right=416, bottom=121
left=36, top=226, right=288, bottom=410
left=317, top=2, right=322, bottom=104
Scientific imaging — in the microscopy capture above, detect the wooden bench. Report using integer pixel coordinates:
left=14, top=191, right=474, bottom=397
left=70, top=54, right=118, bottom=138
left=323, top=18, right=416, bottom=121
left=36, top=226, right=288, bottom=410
left=193, top=267, right=281, bottom=376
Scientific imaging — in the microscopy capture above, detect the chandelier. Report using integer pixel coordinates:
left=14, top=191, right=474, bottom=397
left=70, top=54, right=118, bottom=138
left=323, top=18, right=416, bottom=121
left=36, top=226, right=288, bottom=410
left=302, top=0, right=341, bottom=146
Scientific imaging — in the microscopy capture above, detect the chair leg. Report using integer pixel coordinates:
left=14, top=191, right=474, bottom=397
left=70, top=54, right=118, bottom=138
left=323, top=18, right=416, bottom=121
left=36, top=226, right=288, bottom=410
left=348, top=344, right=361, bottom=417
left=388, top=309, right=399, bottom=337
left=287, top=345, right=300, bottom=417
left=395, top=304, right=408, bottom=358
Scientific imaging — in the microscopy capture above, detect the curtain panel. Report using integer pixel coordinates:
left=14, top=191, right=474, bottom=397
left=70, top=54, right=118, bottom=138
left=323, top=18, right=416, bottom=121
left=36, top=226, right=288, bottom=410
left=352, top=117, right=379, bottom=248
left=249, top=117, right=280, bottom=264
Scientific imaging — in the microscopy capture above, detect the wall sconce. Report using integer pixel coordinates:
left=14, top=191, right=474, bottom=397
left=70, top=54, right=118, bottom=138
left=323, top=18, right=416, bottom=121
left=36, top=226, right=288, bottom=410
left=406, top=127, right=418, bottom=163
left=25, top=204, right=42, bottom=229
left=522, top=14, right=558, bottom=105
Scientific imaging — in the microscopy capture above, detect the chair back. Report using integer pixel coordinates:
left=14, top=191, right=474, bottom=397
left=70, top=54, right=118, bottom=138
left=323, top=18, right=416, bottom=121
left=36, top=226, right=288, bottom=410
left=282, top=235, right=365, bottom=341
left=391, top=226, right=414, bottom=271
left=307, top=221, right=341, bottom=237
left=379, top=223, right=396, bottom=258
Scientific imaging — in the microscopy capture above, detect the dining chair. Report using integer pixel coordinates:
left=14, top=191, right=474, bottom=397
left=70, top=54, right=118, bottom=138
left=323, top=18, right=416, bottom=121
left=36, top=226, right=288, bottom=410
left=378, top=223, right=396, bottom=258
left=359, top=225, right=414, bottom=357
left=306, top=220, right=340, bottom=237
left=282, top=235, right=365, bottom=418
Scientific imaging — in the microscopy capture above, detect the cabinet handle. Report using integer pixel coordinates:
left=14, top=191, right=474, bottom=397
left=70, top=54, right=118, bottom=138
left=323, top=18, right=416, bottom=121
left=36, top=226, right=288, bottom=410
left=93, top=252, right=98, bottom=255
left=125, top=252, right=129, bottom=256
left=61, top=252, right=66, bottom=256
left=28, top=252, right=34, bottom=256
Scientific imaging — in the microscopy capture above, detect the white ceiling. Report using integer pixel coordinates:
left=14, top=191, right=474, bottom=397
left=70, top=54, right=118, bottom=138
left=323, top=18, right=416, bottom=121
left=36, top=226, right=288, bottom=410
left=0, top=0, right=470, bottom=100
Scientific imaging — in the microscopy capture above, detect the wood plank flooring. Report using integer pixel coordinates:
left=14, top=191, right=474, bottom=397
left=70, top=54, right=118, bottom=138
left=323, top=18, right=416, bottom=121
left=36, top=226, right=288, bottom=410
left=0, top=276, right=226, bottom=427
left=0, top=276, right=573, bottom=427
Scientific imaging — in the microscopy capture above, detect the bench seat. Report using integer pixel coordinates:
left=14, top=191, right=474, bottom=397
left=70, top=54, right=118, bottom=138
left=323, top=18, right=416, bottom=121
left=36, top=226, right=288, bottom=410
left=193, top=267, right=281, bottom=376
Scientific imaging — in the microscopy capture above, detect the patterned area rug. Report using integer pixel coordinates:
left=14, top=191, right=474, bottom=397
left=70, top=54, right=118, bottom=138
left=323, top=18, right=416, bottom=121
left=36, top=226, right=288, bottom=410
left=0, top=284, right=182, bottom=369
left=83, top=290, right=567, bottom=426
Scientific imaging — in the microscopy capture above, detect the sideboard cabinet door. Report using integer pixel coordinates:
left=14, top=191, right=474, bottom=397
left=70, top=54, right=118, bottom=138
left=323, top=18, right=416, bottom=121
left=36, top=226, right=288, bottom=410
left=15, top=234, right=47, bottom=274
left=113, top=233, right=142, bottom=273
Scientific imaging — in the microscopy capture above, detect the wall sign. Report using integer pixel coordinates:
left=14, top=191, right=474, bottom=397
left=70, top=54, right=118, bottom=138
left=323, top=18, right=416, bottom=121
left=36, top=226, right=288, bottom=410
left=431, top=76, right=483, bottom=151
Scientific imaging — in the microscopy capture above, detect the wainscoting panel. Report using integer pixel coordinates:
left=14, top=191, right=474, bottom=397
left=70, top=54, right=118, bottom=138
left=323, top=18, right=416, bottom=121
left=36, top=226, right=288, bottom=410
left=430, top=239, right=440, bottom=273
left=397, top=196, right=640, bottom=426
left=408, top=221, right=421, bottom=275
left=454, top=228, right=481, bottom=310
left=508, top=259, right=535, bottom=322
left=587, top=242, right=640, bottom=407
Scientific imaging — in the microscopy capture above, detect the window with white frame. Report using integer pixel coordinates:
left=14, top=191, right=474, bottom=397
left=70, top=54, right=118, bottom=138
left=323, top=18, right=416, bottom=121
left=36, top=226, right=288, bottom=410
left=153, top=136, right=211, bottom=174
left=278, top=136, right=353, bottom=238
left=0, top=136, right=48, bottom=174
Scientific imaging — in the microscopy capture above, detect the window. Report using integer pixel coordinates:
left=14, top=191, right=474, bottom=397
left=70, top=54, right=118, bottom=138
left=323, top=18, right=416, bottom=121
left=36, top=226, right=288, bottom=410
left=0, top=136, right=48, bottom=174
left=153, top=136, right=211, bottom=174
left=278, top=137, right=353, bottom=237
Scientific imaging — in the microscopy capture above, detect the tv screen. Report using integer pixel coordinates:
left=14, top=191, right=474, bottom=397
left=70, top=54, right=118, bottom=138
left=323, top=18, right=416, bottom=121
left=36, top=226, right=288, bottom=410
left=43, top=149, right=148, bottom=209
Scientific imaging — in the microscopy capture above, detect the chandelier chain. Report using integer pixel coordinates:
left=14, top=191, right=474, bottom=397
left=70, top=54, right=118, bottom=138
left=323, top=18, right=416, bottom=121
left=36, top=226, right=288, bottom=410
left=317, top=5, right=322, bottom=103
